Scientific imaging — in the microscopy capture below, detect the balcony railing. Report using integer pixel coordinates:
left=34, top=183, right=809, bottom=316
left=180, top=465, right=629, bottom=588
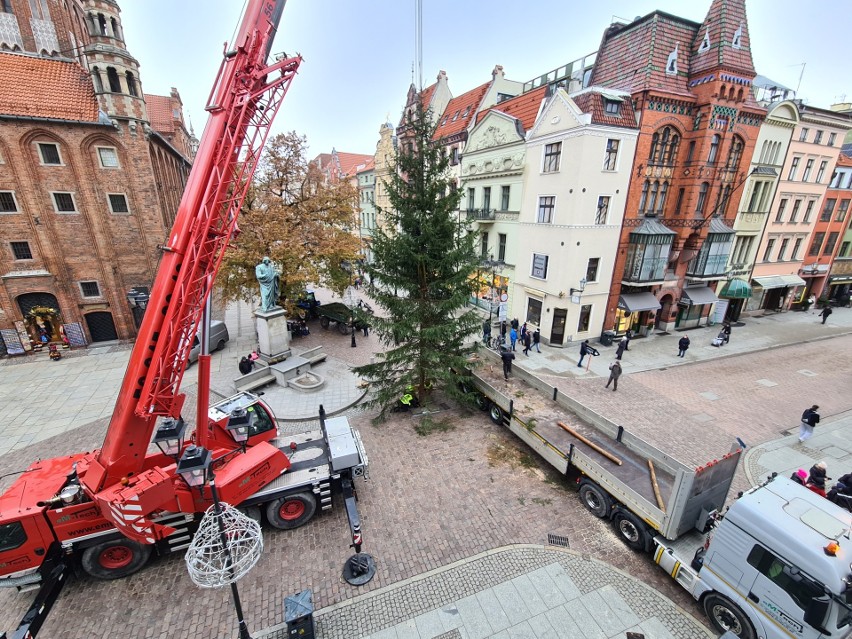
left=466, top=208, right=496, bottom=222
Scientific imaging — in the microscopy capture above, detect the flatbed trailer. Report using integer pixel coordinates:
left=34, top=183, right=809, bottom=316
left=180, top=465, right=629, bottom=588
left=466, top=351, right=741, bottom=550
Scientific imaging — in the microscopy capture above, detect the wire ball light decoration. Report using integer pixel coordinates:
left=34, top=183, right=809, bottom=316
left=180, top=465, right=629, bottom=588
left=185, top=502, right=263, bottom=588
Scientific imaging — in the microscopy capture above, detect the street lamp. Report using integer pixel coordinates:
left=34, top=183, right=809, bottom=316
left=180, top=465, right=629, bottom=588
left=152, top=417, right=187, bottom=459
left=570, top=277, right=588, bottom=297
left=344, top=286, right=357, bottom=348
left=177, top=445, right=254, bottom=639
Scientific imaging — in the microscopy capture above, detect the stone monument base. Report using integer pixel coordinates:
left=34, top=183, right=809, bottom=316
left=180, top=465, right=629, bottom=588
left=255, top=307, right=291, bottom=364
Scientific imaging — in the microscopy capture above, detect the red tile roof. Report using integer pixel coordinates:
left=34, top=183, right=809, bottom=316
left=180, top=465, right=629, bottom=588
left=836, top=153, right=852, bottom=167
left=689, top=0, right=755, bottom=77
left=144, top=94, right=175, bottom=135
left=476, top=86, right=547, bottom=132
left=356, top=157, right=375, bottom=173
left=571, top=90, right=638, bottom=128
left=433, top=81, right=490, bottom=141
left=420, top=81, right=438, bottom=110
left=0, top=54, right=98, bottom=122
left=590, top=11, right=699, bottom=98
left=336, top=152, right=373, bottom=177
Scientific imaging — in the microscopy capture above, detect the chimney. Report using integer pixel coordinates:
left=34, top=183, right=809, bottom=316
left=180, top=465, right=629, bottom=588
left=492, top=65, right=505, bottom=79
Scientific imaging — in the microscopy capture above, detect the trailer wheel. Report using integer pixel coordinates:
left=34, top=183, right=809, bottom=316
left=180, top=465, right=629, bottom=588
left=612, top=510, right=650, bottom=552
left=81, top=539, right=152, bottom=580
left=320, top=316, right=330, bottom=329
left=338, top=322, right=350, bottom=335
left=579, top=483, right=611, bottom=518
left=703, top=593, right=756, bottom=639
left=475, top=393, right=489, bottom=411
left=489, top=402, right=504, bottom=424
left=266, top=492, right=317, bottom=530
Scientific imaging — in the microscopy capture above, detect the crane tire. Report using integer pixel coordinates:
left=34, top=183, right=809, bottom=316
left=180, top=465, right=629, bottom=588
left=266, top=492, right=317, bottom=530
left=702, top=593, right=756, bottom=639
left=579, top=483, right=611, bottom=518
left=81, top=539, right=152, bottom=580
left=612, top=510, right=650, bottom=552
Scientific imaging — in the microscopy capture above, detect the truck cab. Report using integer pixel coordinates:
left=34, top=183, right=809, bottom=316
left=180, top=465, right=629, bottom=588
left=695, top=476, right=852, bottom=638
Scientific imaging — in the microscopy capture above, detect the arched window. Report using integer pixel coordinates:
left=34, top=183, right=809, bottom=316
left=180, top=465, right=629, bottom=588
left=657, top=128, right=671, bottom=164
left=125, top=71, right=138, bottom=97
left=657, top=181, right=669, bottom=214
left=737, top=88, right=744, bottom=102
left=696, top=182, right=709, bottom=214
left=648, top=181, right=659, bottom=213
left=110, top=16, right=121, bottom=40
left=97, top=12, right=107, bottom=36
left=648, top=132, right=659, bottom=164
left=726, top=136, right=744, bottom=172
left=106, top=67, right=121, bottom=92
left=91, top=66, right=103, bottom=93
left=664, top=134, right=679, bottom=166
left=719, top=85, right=727, bottom=100
left=708, top=134, right=720, bottom=164
left=639, top=180, right=649, bottom=212
left=650, top=126, right=680, bottom=166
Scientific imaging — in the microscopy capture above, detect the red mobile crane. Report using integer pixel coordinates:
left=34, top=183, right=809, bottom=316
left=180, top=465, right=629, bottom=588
left=0, top=2, right=370, bottom=636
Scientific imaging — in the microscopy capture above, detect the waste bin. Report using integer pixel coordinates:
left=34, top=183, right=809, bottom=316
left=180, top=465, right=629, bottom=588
left=285, top=589, right=315, bottom=638
left=599, top=330, right=616, bottom=347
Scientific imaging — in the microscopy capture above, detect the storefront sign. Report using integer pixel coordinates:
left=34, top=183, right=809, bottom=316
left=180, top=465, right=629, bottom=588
left=0, top=329, right=25, bottom=355
left=531, top=254, right=548, bottom=279
left=63, top=322, right=87, bottom=347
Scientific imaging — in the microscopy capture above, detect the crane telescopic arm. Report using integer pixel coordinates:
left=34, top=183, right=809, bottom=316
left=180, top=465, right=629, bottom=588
left=84, top=0, right=300, bottom=491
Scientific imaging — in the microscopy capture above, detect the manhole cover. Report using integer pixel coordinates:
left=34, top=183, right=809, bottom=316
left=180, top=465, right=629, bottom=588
left=547, top=533, right=570, bottom=548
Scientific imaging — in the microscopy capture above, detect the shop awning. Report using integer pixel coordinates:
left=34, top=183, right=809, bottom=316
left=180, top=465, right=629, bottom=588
left=618, top=292, right=661, bottom=312
left=778, top=274, right=806, bottom=287
left=719, top=278, right=752, bottom=299
left=752, top=276, right=786, bottom=290
left=681, top=286, right=718, bottom=306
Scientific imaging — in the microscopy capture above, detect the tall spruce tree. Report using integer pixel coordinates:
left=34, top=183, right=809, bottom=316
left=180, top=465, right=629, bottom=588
left=353, top=105, right=481, bottom=418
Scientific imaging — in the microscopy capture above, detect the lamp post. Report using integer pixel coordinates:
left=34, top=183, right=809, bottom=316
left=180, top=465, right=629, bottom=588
left=177, top=444, right=253, bottom=639
left=483, top=254, right=505, bottom=324
left=569, top=277, right=588, bottom=297
left=344, top=286, right=357, bottom=348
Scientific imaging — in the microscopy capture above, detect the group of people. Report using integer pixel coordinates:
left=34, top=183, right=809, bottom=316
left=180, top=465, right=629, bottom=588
left=238, top=351, right=260, bottom=375
left=497, top=318, right=543, bottom=380
left=790, top=459, right=851, bottom=508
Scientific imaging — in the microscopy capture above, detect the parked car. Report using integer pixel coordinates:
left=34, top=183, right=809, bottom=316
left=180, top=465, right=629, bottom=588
left=188, top=320, right=229, bottom=363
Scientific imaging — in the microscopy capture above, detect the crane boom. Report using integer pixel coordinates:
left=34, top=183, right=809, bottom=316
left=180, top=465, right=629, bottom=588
left=85, top=0, right=301, bottom=490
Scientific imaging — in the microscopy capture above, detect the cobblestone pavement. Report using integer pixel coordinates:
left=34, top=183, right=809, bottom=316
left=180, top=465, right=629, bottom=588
left=1, top=294, right=851, bottom=638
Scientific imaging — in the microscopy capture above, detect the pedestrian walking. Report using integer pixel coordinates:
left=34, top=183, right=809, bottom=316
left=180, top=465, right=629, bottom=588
left=820, top=306, right=833, bottom=324
left=520, top=322, right=528, bottom=342
left=805, top=294, right=816, bottom=313
left=510, top=327, right=518, bottom=351
left=624, top=328, right=634, bottom=351
left=533, top=328, right=541, bottom=352
left=523, top=330, right=532, bottom=356
left=605, top=360, right=622, bottom=391
left=721, top=322, right=731, bottom=344
left=500, top=348, right=516, bottom=380
left=577, top=340, right=591, bottom=367
left=483, top=319, right=492, bottom=345
left=362, top=321, right=369, bottom=337
left=798, top=404, right=820, bottom=443
left=500, top=321, right=507, bottom=340
left=677, top=334, right=690, bottom=357
left=615, top=335, right=628, bottom=360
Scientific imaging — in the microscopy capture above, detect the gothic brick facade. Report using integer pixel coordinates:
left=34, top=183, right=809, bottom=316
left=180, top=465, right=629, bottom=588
left=0, top=0, right=192, bottom=349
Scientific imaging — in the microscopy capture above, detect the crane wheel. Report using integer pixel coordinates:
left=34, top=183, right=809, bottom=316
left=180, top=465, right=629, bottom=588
left=266, top=492, right=317, bottom=530
left=81, top=539, right=152, bottom=580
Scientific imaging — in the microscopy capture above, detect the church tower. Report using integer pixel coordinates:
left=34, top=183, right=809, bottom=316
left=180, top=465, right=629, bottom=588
left=80, top=0, right=149, bottom=128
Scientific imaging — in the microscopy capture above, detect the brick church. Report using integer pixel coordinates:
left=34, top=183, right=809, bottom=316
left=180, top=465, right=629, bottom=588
left=0, top=0, right=195, bottom=351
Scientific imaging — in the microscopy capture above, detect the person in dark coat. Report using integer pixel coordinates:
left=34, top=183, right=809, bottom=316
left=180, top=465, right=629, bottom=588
left=615, top=335, right=628, bottom=360
left=624, top=328, right=633, bottom=351
left=721, top=322, right=731, bottom=344
left=577, top=340, right=591, bottom=367
left=605, top=360, right=622, bottom=391
left=523, top=330, right=532, bottom=356
left=533, top=328, right=541, bottom=353
left=820, top=306, right=833, bottom=324
left=677, top=334, right=690, bottom=357
left=238, top=356, right=253, bottom=375
left=483, top=320, right=491, bottom=345
left=807, top=461, right=829, bottom=497
left=500, top=348, right=516, bottom=380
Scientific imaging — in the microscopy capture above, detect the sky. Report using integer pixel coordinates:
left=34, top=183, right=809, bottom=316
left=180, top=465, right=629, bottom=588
left=119, top=0, right=851, bottom=160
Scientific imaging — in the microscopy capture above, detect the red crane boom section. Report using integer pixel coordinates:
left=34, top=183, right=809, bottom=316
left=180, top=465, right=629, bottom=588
left=85, top=0, right=301, bottom=490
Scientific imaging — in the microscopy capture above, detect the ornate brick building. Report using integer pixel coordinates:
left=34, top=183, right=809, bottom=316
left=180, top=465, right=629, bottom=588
left=591, top=0, right=766, bottom=334
left=0, top=0, right=192, bottom=351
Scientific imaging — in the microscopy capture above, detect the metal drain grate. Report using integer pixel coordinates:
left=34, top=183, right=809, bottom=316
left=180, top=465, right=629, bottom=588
left=547, top=533, right=570, bottom=548
left=432, top=630, right=463, bottom=639
left=626, top=633, right=645, bottom=639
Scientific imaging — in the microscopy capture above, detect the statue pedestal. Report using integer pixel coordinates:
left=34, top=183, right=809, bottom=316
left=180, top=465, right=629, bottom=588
left=255, top=307, right=291, bottom=364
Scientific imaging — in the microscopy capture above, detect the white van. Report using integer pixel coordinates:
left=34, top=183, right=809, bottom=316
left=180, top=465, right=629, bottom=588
left=188, top=320, right=229, bottom=364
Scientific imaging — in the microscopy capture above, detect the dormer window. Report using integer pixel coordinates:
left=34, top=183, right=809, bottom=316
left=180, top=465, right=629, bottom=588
left=441, top=116, right=448, bottom=126
left=732, top=23, right=743, bottom=49
left=666, top=44, right=679, bottom=75
left=698, top=28, right=710, bottom=53
left=463, top=106, right=471, bottom=118
left=451, top=110, right=460, bottom=122
left=604, top=99, right=620, bottom=115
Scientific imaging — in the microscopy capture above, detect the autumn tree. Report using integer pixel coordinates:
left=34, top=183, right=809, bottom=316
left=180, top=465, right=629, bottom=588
left=352, top=105, right=481, bottom=419
left=218, top=131, right=361, bottom=310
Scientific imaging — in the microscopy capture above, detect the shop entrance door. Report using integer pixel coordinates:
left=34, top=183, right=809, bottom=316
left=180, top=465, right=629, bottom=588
left=85, top=312, right=118, bottom=342
left=550, top=308, right=567, bottom=345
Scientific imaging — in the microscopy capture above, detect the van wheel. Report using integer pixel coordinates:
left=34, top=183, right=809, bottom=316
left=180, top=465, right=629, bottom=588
left=579, top=483, right=611, bottom=518
left=216, top=339, right=226, bottom=351
left=612, top=510, right=650, bottom=552
left=703, top=594, right=756, bottom=639
left=489, top=403, right=504, bottom=424
left=266, top=492, right=317, bottom=530
left=81, top=539, right=152, bottom=580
